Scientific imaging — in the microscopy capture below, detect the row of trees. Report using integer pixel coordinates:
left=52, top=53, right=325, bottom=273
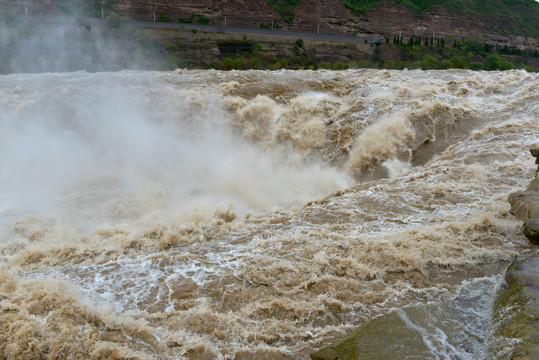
left=392, top=34, right=444, bottom=47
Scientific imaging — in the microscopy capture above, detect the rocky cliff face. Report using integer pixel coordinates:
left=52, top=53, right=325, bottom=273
left=294, top=1, right=538, bottom=49
left=6, top=1, right=539, bottom=49
left=133, top=1, right=538, bottom=48
left=114, top=0, right=285, bottom=29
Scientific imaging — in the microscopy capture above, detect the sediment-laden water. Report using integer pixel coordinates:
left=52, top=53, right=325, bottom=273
left=0, top=69, right=537, bottom=359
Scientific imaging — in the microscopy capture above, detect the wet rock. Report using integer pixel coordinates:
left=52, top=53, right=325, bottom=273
left=508, top=147, right=539, bottom=245
left=523, top=219, right=539, bottom=245
left=310, top=310, right=431, bottom=360
left=491, top=257, right=539, bottom=359
left=532, top=145, right=539, bottom=175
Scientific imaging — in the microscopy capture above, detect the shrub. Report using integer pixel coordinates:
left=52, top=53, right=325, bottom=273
left=218, top=57, right=235, bottom=70
left=411, top=60, right=422, bottom=69
left=469, top=61, right=484, bottom=70
left=383, top=59, right=398, bottom=69
left=318, top=61, right=331, bottom=69
left=157, top=14, right=171, bottom=22
left=420, top=54, right=439, bottom=70
left=234, top=56, right=247, bottom=70
left=196, top=15, right=210, bottom=25
left=136, top=31, right=153, bottom=47
left=178, top=13, right=195, bottom=23
left=333, top=61, right=346, bottom=70
left=484, top=54, right=502, bottom=70
left=498, top=59, right=516, bottom=70
left=483, top=54, right=516, bottom=71
left=295, top=38, right=304, bottom=49
left=449, top=55, right=467, bottom=69
left=167, top=55, right=178, bottom=67
left=356, top=59, right=371, bottom=68
left=164, top=43, right=178, bottom=51
left=253, top=43, right=264, bottom=52
left=250, top=58, right=262, bottom=69
left=440, top=59, right=452, bottom=69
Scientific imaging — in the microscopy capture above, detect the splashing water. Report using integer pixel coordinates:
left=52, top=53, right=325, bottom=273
left=0, top=69, right=537, bottom=359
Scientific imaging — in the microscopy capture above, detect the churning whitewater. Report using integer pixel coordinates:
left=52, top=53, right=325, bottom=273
left=0, top=69, right=537, bottom=359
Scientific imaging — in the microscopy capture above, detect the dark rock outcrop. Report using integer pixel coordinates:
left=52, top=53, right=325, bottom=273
left=508, top=146, right=539, bottom=245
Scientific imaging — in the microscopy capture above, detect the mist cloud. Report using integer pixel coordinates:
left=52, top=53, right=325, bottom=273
left=0, top=6, right=165, bottom=74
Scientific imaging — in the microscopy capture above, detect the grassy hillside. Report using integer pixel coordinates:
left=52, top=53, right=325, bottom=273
left=339, top=0, right=538, bottom=15
left=341, top=0, right=539, bottom=37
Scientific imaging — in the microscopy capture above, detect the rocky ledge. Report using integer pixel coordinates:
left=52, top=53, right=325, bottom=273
left=508, top=146, right=539, bottom=245
left=492, top=257, right=539, bottom=359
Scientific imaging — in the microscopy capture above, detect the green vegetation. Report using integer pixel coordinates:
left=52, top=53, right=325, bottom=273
left=178, top=13, right=195, bottom=24
left=263, top=1, right=538, bottom=36
left=333, top=61, right=347, bottom=70
left=212, top=46, right=317, bottom=70
left=157, top=14, right=171, bottom=22
left=338, top=0, right=538, bottom=37
left=266, top=0, right=303, bottom=24
left=160, top=32, right=536, bottom=72
left=196, top=15, right=211, bottom=25
left=177, top=13, right=210, bottom=24
left=50, top=0, right=539, bottom=38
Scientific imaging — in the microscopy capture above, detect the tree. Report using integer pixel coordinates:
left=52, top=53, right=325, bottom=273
left=484, top=54, right=502, bottom=70
left=318, top=61, right=331, bottom=69
left=440, top=59, right=451, bottom=69
left=449, top=55, right=467, bottom=69
left=421, top=54, right=439, bottom=70
left=333, top=61, right=346, bottom=70
left=469, top=62, right=484, bottom=70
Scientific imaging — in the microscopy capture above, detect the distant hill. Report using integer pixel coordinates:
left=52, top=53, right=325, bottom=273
left=2, top=1, right=538, bottom=48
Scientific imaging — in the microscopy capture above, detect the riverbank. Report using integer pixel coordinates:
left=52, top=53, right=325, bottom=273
left=0, top=14, right=537, bottom=74
left=133, top=19, right=539, bottom=71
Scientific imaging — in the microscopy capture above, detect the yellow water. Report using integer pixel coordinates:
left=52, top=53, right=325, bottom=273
left=0, top=69, right=537, bottom=359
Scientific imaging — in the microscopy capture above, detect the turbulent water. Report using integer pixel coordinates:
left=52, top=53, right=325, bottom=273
left=0, top=69, right=537, bottom=359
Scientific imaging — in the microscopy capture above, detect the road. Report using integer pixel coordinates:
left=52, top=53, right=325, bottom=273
left=14, top=14, right=384, bottom=44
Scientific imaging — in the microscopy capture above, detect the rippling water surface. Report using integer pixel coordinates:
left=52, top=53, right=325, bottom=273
left=0, top=69, right=537, bottom=359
